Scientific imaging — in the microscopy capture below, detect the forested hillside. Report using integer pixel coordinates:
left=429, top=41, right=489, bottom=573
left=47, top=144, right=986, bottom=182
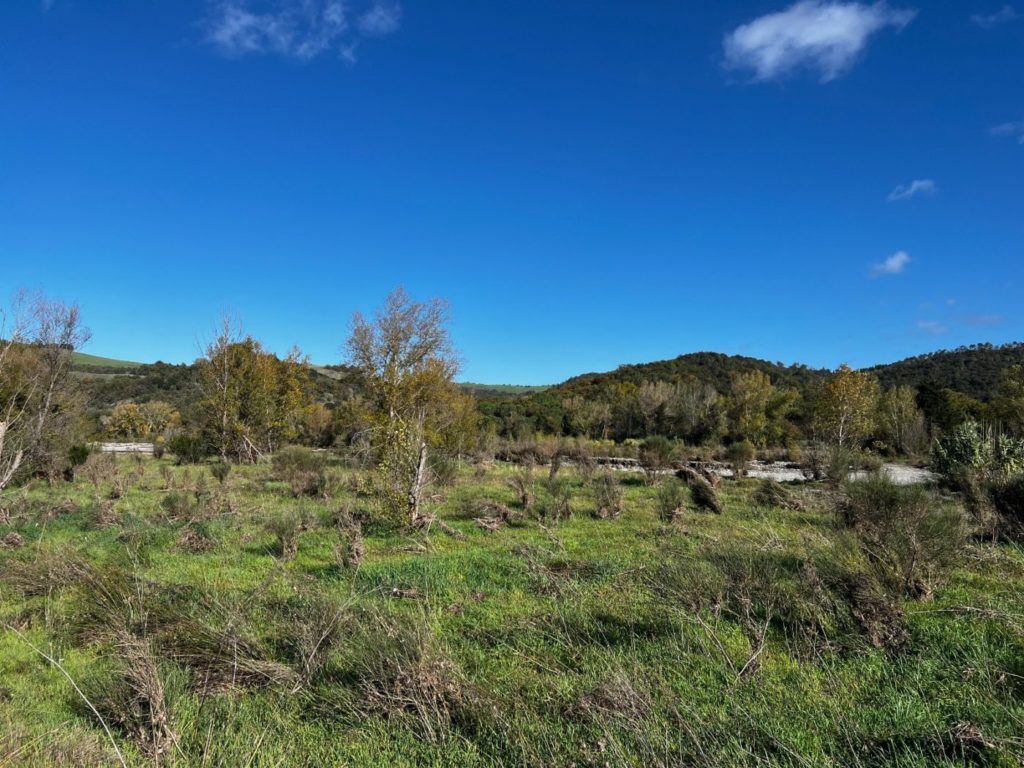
left=868, top=343, right=1024, bottom=400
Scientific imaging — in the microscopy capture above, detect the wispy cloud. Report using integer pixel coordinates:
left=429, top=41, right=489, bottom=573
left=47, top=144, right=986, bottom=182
left=871, top=250, right=911, bottom=277
left=965, top=313, right=1006, bottom=326
left=971, top=5, right=1018, bottom=28
left=723, top=1, right=916, bottom=83
left=357, top=2, right=401, bottom=37
left=887, top=179, right=936, bottom=202
left=204, top=0, right=401, bottom=61
left=916, top=320, right=948, bottom=335
left=992, top=121, right=1024, bottom=145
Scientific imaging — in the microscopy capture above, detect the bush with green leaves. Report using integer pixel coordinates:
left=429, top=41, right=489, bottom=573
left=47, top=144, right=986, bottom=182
left=168, top=432, right=211, bottom=465
left=638, top=435, right=675, bottom=482
left=655, top=477, right=687, bottom=522
left=842, top=475, right=966, bottom=599
left=209, top=460, right=231, bottom=485
left=272, top=446, right=329, bottom=498
left=265, top=509, right=307, bottom=560
left=725, top=440, right=755, bottom=478
left=988, top=474, right=1024, bottom=540
left=932, top=421, right=1024, bottom=484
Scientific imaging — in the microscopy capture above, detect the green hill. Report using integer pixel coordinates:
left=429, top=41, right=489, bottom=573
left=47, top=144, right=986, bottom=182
left=867, top=343, right=1024, bottom=401
left=72, top=351, right=144, bottom=370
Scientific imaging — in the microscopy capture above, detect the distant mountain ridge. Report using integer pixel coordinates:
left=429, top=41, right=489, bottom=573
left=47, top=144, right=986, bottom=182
left=551, top=344, right=1024, bottom=402
left=71, top=343, right=1024, bottom=407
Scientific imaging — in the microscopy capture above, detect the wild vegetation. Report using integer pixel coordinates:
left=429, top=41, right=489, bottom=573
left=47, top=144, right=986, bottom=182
left=2, top=289, right=1024, bottom=766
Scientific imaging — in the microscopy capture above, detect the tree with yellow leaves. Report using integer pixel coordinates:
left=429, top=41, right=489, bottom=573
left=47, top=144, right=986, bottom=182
left=346, top=287, right=473, bottom=525
left=814, top=364, right=880, bottom=448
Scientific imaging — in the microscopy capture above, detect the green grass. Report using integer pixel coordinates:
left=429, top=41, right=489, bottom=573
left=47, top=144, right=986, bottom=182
left=1, top=459, right=1022, bottom=766
left=71, top=351, right=144, bottom=369
left=457, top=383, right=550, bottom=397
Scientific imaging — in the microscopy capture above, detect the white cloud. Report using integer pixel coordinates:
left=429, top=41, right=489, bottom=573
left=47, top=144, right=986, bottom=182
left=205, top=0, right=400, bottom=61
left=887, top=179, right=936, bottom=202
left=723, top=1, right=916, bottom=83
left=870, top=250, right=911, bottom=277
left=971, top=5, right=1018, bottom=28
left=992, top=121, right=1024, bottom=144
left=965, top=313, right=1006, bottom=326
left=358, top=2, right=401, bottom=37
left=916, top=320, right=948, bottom=335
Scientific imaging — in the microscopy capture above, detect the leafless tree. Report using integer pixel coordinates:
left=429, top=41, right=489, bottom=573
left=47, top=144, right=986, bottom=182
left=0, top=292, right=90, bottom=490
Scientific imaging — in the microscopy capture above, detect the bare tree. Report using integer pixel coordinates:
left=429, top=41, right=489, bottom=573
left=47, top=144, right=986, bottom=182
left=0, top=292, right=90, bottom=489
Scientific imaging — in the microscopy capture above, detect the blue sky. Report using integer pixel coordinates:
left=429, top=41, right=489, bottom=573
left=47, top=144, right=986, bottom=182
left=1, top=1, right=1022, bottom=383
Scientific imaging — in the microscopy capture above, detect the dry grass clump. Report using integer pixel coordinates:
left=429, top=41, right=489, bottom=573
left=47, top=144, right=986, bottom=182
left=753, top=479, right=805, bottom=511
left=0, top=549, right=93, bottom=597
left=470, top=499, right=517, bottom=532
left=0, top=531, right=24, bottom=549
left=84, top=632, right=178, bottom=760
left=568, top=669, right=653, bottom=725
left=505, top=467, right=535, bottom=512
left=175, top=523, right=215, bottom=553
left=653, top=538, right=912, bottom=662
left=166, top=616, right=300, bottom=693
left=0, top=721, right=121, bottom=767
left=348, top=612, right=487, bottom=743
left=590, top=472, right=623, bottom=519
left=538, top=477, right=573, bottom=523
left=686, top=474, right=722, bottom=514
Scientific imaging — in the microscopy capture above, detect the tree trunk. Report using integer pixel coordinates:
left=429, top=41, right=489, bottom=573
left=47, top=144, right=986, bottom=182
left=0, top=421, right=25, bottom=491
left=409, top=441, right=428, bottom=523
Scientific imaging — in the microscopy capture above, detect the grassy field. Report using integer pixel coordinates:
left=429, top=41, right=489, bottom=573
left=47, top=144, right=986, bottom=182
left=71, top=352, right=144, bottom=369
left=1, top=456, right=1022, bottom=767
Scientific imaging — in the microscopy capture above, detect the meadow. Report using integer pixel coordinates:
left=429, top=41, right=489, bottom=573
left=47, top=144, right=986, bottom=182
left=1, top=453, right=1022, bottom=767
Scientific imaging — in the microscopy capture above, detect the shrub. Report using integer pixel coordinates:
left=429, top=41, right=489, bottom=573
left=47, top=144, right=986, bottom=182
left=539, top=476, right=573, bottom=523
left=988, top=474, right=1024, bottom=540
left=67, top=444, right=90, bottom=472
left=842, top=475, right=966, bottom=599
left=209, top=460, right=231, bottom=485
left=655, top=477, right=687, bottom=522
left=639, top=436, right=675, bottom=482
left=168, top=432, right=210, bottom=465
left=265, top=509, right=305, bottom=560
left=506, top=468, right=534, bottom=511
left=272, top=446, right=328, bottom=498
left=590, top=472, right=623, bottom=519
left=160, top=491, right=195, bottom=521
left=932, top=421, right=1024, bottom=484
left=79, top=452, right=117, bottom=490
left=725, top=440, right=755, bottom=478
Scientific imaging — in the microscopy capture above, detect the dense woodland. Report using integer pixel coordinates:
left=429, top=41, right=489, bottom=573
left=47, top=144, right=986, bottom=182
left=72, top=342, right=1024, bottom=462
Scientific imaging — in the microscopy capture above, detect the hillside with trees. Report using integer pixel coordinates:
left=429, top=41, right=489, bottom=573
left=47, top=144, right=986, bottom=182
left=4, top=289, right=1024, bottom=767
